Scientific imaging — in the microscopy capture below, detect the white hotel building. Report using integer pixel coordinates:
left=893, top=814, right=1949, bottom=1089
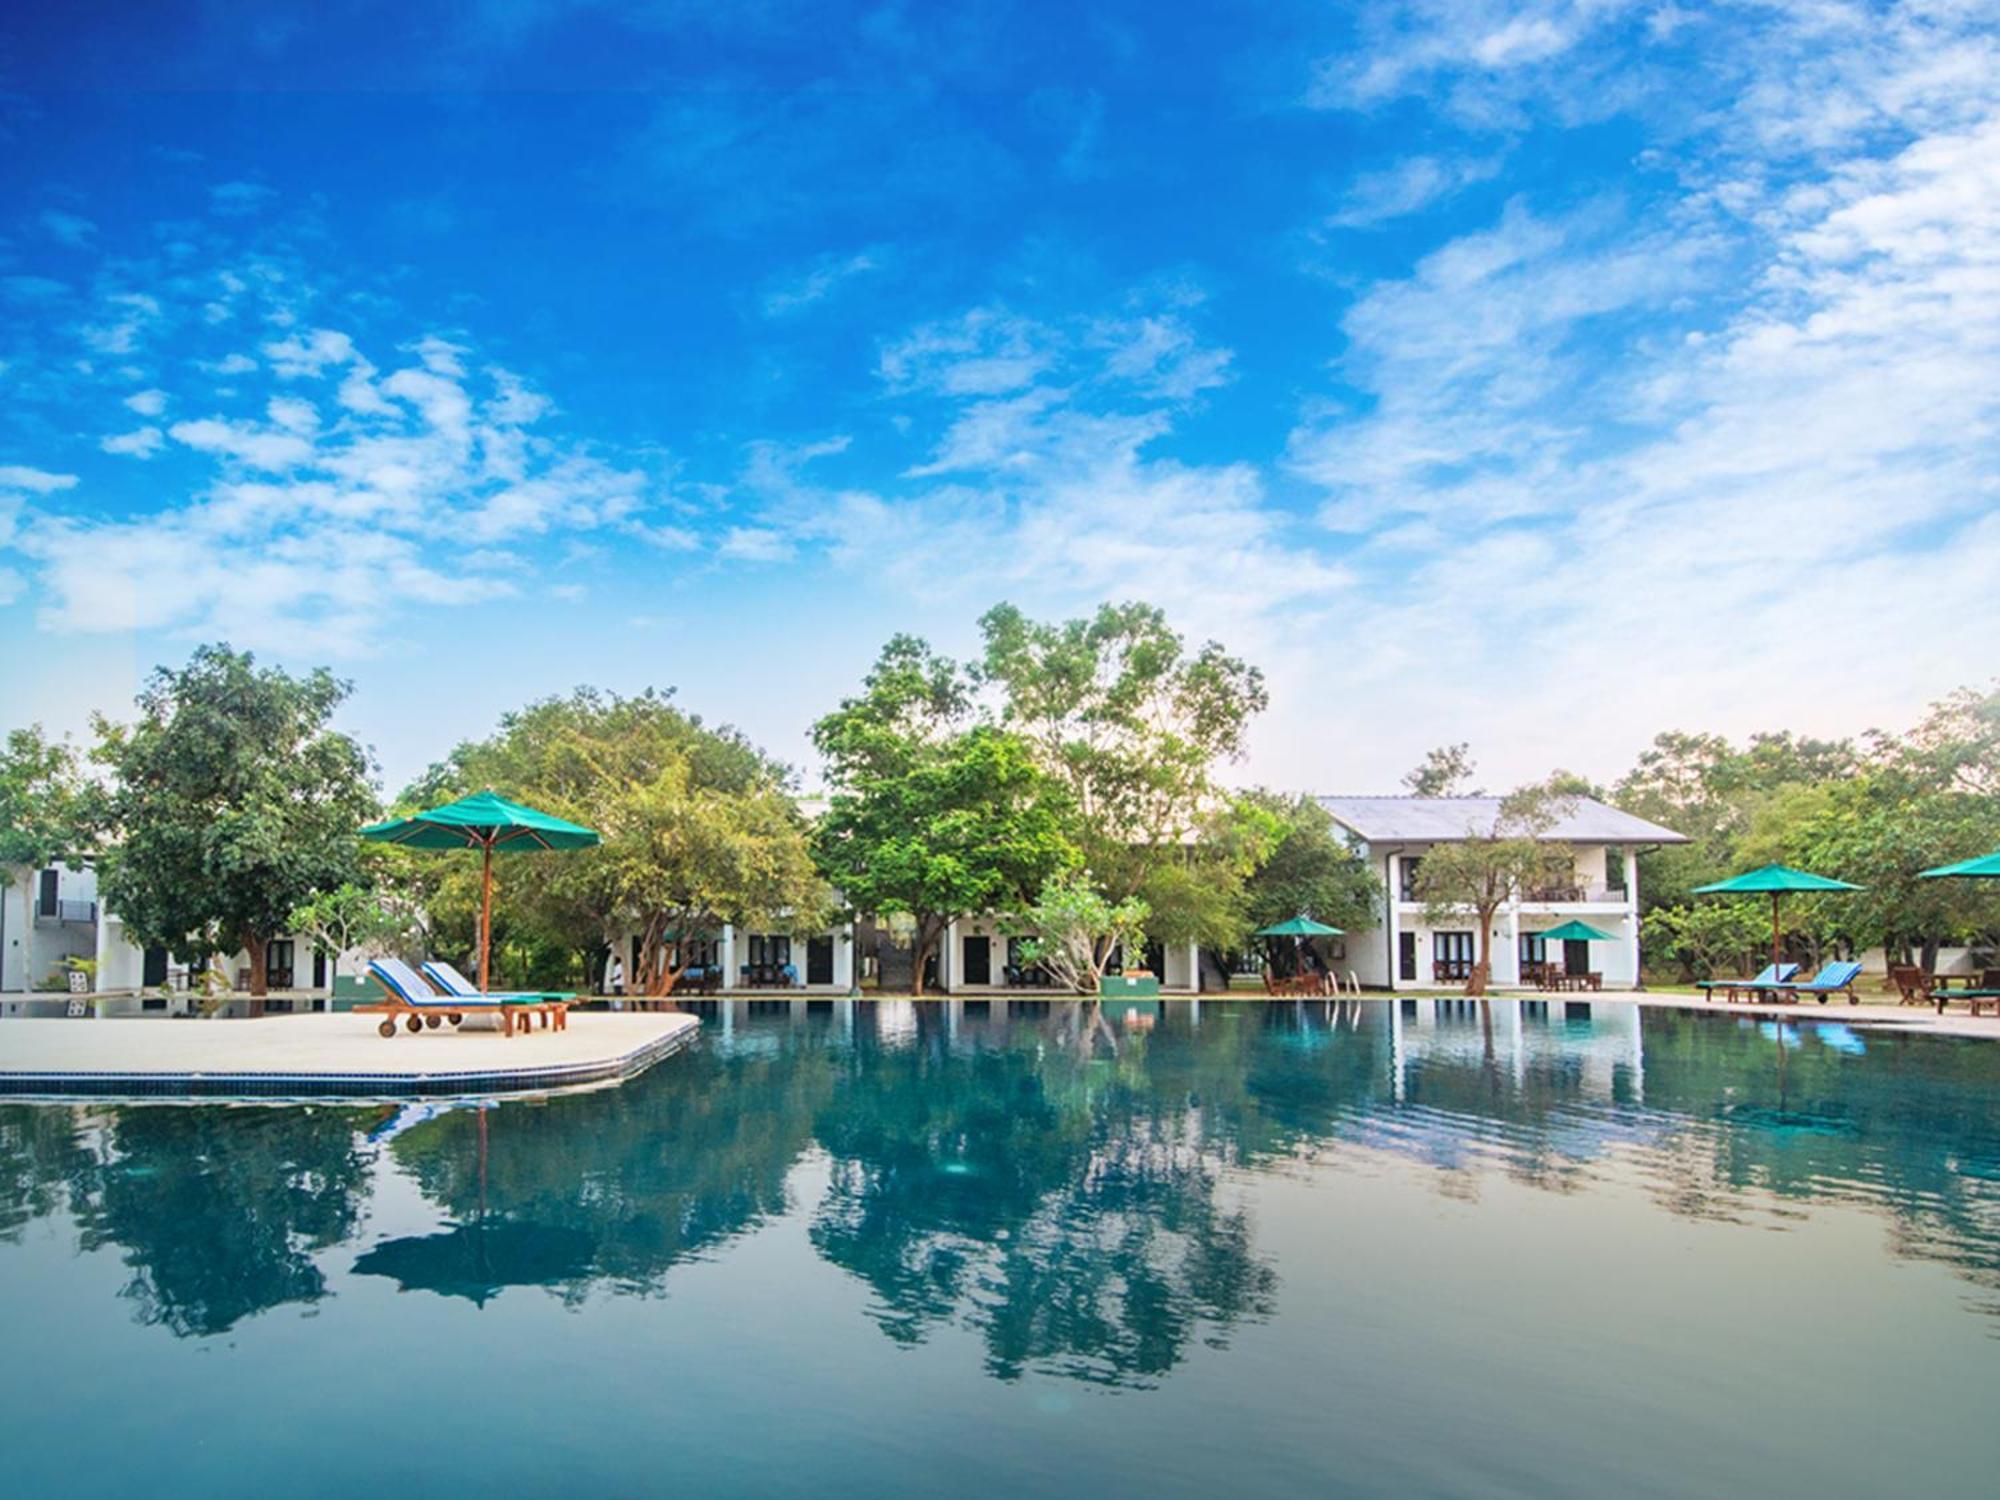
left=1316, top=796, right=1689, bottom=992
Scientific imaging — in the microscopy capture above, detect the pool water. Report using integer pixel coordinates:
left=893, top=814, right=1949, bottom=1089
left=3, top=999, right=1997, bottom=1498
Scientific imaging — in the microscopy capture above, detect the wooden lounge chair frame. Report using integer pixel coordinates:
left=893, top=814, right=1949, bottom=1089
left=1767, top=960, right=1864, bottom=1005
left=356, top=960, right=563, bottom=1039
left=419, top=960, right=573, bottom=1033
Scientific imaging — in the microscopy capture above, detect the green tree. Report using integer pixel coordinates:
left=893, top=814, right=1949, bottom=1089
left=1010, top=873, right=1151, bottom=993
left=91, top=647, right=377, bottom=996
left=814, top=636, right=1076, bottom=995
left=1240, top=791, right=1381, bottom=935
left=0, top=726, right=87, bottom=993
left=1639, top=900, right=1770, bottom=981
left=419, top=688, right=825, bottom=995
left=976, top=600, right=1267, bottom=926
left=1402, top=742, right=1479, bottom=796
left=1414, top=782, right=1579, bottom=996
left=288, top=879, right=418, bottom=992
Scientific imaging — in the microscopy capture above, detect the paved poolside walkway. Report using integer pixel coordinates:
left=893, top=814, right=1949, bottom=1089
left=0, top=1010, right=700, bottom=1097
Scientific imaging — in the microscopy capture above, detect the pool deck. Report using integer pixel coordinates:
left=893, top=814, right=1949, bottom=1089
left=0, top=1010, right=701, bottom=1099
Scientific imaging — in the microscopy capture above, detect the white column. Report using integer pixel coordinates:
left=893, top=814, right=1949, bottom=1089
left=1386, top=854, right=1403, bottom=991
left=941, top=919, right=957, bottom=993
left=834, top=922, right=855, bottom=991
left=721, top=924, right=737, bottom=992
left=1625, top=849, right=1642, bottom=988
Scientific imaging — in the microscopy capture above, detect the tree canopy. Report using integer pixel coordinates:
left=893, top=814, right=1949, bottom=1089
left=90, top=646, right=377, bottom=995
left=413, top=687, right=825, bottom=993
left=1413, top=782, right=1578, bottom=996
left=814, top=636, right=1076, bottom=994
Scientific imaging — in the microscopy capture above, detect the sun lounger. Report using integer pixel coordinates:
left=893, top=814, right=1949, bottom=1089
left=1769, top=959, right=1864, bottom=1005
left=421, top=960, right=573, bottom=1032
left=357, top=958, right=508, bottom=1039
left=1933, top=987, right=2000, bottom=1018
left=1697, top=963, right=1798, bottom=1002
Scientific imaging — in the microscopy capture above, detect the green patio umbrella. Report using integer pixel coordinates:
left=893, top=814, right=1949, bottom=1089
left=1535, top=919, right=1615, bottom=943
left=1919, top=849, right=2000, bottom=879
left=1252, top=915, right=1345, bottom=937
left=359, top=789, right=600, bottom=993
left=1693, top=863, right=1862, bottom=969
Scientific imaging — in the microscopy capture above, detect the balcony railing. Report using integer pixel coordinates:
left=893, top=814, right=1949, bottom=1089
left=1520, top=884, right=1628, bottom=905
left=36, top=899, right=98, bottom=925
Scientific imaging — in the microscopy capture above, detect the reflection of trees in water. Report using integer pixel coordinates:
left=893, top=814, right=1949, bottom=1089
left=0, top=1105, right=94, bottom=1242
left=1627, top=1016, right=2000, bottom=1294
left=8, top=1000, right=2000, bottom=1351
left=68, top=1105, right=376, bottom=1337
left=382, top=1035, right=837, bottom=1301
left=810, top=1008, right=1276, bottom=1387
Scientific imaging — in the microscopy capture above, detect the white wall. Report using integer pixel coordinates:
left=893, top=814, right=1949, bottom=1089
left=2, top=863, right=98, bottom=992
left=1340, top=843, right=1645, bottom=991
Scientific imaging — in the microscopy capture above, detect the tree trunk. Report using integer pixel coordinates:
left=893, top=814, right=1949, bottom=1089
left=1920, top=935, right=1941, bottom=975
left=244, top=932, right=269, bottom=1003
left=911, top=917, right=939, bottom=997
left=1468, top=909, right=1494, bottom=997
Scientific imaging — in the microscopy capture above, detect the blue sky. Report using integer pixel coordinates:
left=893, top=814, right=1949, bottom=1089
left=3, top=0, right=1997, bottom=797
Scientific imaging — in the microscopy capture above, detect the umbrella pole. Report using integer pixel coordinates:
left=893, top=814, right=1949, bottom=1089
left=479, top=841, right=494, bottom=994
left=1771, top=891, right=1782, bottom=970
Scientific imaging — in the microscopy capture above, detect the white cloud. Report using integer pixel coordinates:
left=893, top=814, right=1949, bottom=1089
left=762, top=249, right=883, bottom=317
left=879, top=308, right=1057, bottom=396
left=101, top=426, right=166, bottom=459
left=1279, top=6, right=2000, bottom=786
left=39, top=209, right=96, bottom=247
left=168, top=416, right=317, bottom=471
left=210, top=181, right=278, bottom=216
left=80, top=292, right=162, bottom=356
left=1326, top=154, right=1501, bottom=228
left=717, top=525, right=796, bottom=562
left=124, top=388, right=168, bottom=416
left=0, top=466, right=79, bottom=495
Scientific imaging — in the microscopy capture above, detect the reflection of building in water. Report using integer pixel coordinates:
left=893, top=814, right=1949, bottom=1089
left=1389, top=997, right=1645, bottom=1105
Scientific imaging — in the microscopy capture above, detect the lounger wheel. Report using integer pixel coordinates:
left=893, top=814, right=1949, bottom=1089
left=449, top=1013, right=463, bottom=1026
left=406, top=1014, right=424, bottom=1034
left=378, top=1020, right=397, bottom=1039
left=424, top=1013, right=441, bottom=1029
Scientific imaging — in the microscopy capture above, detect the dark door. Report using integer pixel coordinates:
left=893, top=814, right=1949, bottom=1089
left=37, top=868, right=58, bottom=917
left=142, top=946, right=169, bottom=986
left=1564, top=939, right=1591, bottom=977
left=963, top=935, right=991, bottom=986
left=1398, top=931, right=1418, bottom=982
left=806, top=935, right=834, bottom=985
left=313, top=950, right=327, bottom=987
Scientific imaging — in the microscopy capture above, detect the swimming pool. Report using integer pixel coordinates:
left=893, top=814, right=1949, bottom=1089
left=3, top=999, right=1996, bottom=1498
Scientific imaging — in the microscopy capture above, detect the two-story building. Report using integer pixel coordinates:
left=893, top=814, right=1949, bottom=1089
left=0, top=861, right=101, bottom=994
left=1317, top=796, right=1688, bottom=991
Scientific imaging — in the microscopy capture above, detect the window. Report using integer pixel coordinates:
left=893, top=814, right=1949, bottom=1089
left=1398, top=931, right=1418, bottom=982
left=1399, top=856, right=1423, bottom=902
left=1519, top=932, right=1548, bottom=967
left=1432, top=931, right=1476, bottom=981
left=37, top=868, right=58, bottom=917
left=1605, top=847, right=1628, bottom=893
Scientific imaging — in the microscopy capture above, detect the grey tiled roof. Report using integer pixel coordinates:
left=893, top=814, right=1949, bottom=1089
left=1316, top=795, right=1688, bottom=845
